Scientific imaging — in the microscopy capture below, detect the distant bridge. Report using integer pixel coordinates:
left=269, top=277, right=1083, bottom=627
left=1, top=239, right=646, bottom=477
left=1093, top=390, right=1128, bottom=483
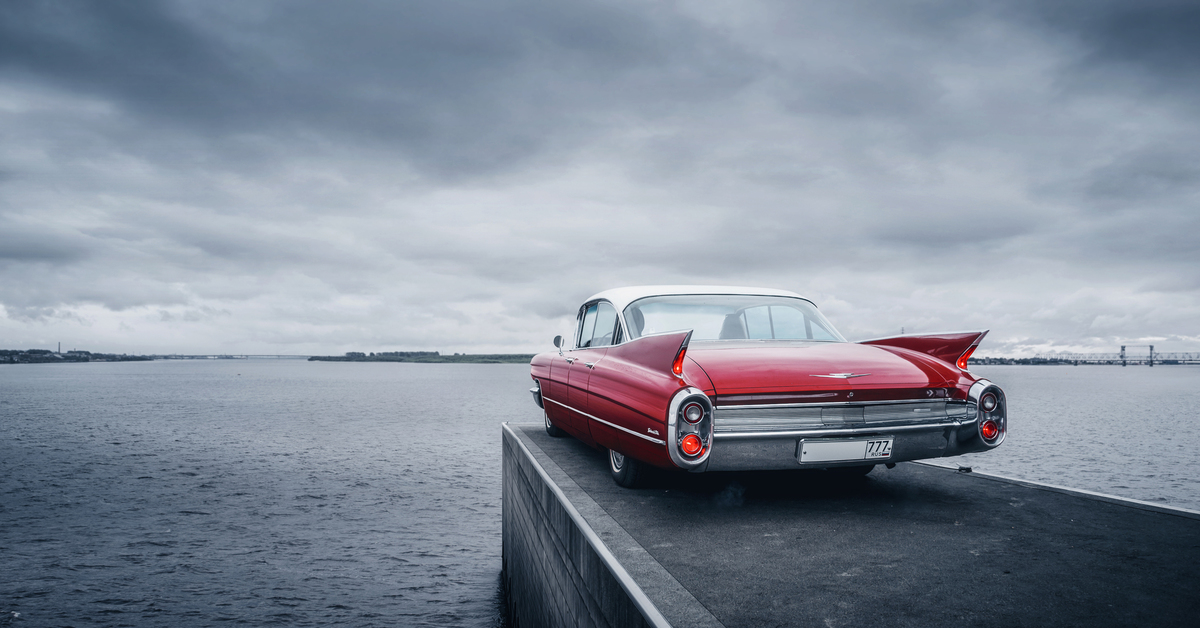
left=1033, top=345, right=1200, bottom=366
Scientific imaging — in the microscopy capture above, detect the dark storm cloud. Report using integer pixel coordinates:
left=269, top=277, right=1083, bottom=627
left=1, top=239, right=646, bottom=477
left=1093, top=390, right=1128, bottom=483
left=0, top=0, right=757, bottom=178
left=0, top=1, right=235, bottom=113
left=1, top=0, right=1198, bottom=354
left=0, top=217, right=93, bottom=262
left=1030, top=0, right=1200, bottom=87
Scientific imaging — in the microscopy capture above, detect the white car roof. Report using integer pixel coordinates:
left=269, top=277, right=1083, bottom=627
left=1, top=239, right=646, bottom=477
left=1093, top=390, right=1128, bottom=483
left=584, top=285, right=811, bottom=313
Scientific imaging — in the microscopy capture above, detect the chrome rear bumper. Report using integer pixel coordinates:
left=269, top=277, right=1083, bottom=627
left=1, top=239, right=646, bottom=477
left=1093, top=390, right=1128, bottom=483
left=699, top=417, right=990, bottom=472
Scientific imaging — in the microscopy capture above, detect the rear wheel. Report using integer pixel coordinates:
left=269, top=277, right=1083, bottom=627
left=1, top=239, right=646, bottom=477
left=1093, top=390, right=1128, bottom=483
left=545, top=411, right=566, bottom=437
left=609, top=449, right=643, bottom=488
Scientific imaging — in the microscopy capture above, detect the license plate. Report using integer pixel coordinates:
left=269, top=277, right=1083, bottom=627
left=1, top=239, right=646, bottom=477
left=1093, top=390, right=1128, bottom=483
left=799, top=438, right=892, bottom=463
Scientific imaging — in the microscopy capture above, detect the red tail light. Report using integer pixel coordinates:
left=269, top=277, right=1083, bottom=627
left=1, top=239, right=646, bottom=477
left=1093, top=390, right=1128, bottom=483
left=980, top=419, right=999, bottom=440
left=957, top=345, right=977, bottom=370
left=680, top=434, right=703, bottom=456
left=672, top=347, right=687, bottom=376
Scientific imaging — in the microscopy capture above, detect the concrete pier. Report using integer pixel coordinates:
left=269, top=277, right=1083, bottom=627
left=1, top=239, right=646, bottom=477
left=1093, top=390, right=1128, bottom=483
left=502, top=423, right=1200, bottom=627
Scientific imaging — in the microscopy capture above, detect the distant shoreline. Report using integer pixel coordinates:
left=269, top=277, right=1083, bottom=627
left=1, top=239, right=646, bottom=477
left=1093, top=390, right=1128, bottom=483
left=4, top=348, right=1192, bottom=367
left=1, top=349, right=532, bottom=364
left=308, top=352, right=533, bottom=364
left=1, top=349, right=152, bottom=364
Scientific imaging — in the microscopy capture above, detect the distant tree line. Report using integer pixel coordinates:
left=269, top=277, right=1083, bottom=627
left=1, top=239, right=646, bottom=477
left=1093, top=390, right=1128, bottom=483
left=1, top=349, right=153, bottom=364
left=308, top=351, right=532, bottom=364
left=969, top=357, right=1052, bottom=365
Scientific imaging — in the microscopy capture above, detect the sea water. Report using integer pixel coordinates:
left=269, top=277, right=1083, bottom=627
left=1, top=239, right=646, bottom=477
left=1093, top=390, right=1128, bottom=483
left=1, top=361, right=527, bottom=627
left=931, top=364, right=1200, bottom=512
left=2, top=361, right=1198, bottom=626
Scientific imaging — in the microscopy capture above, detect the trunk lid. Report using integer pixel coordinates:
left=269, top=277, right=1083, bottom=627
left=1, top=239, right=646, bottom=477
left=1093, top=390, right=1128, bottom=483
left=686, top=340, right=957, bottom=395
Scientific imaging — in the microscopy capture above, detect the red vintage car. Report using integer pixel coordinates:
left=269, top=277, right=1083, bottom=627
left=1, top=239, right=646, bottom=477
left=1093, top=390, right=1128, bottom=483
left=529, top=286, right=1006, bottom=487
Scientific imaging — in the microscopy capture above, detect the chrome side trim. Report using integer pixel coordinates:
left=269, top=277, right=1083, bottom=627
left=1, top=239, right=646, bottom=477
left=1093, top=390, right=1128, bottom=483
left=502, top=424, right=673, bottom=628
left=543, top=397, right=666, bottom=446
left=716, top=398, right=963, bottom=410
left=712, top=418, right=972, bottom=440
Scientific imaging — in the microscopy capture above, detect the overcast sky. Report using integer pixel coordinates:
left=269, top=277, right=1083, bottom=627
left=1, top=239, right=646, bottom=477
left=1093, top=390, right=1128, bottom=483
left=1, top=0, right=1197, bottom=357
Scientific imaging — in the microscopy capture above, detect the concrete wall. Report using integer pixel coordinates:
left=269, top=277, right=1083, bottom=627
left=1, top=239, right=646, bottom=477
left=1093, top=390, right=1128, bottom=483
left=502, top=424, right=666, bottom=628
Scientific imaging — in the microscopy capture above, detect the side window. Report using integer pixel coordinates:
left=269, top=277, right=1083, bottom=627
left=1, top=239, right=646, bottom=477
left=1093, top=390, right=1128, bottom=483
left=577, top=302, right=620, bottom=348
left=577, top=304, right=598, bottom=349
left=590, top=303, right=618, bottom=347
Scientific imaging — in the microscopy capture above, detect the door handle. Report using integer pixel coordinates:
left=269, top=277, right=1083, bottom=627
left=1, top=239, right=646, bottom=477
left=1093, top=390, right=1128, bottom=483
left=565, top=357, right=576, bottom=364
left=585, top=362, right=596, bottom=369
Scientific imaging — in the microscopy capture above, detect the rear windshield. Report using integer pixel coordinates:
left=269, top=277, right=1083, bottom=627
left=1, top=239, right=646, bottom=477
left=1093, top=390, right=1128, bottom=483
left=624, top=295, right=845, bottom=342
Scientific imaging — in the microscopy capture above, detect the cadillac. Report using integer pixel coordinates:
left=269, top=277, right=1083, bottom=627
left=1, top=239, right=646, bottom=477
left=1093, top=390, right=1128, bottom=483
left=529, top=286, right=1006, bottom=487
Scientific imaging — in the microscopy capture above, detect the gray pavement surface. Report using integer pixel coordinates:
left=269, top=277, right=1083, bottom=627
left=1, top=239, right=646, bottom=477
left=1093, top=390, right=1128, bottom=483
left=513, top=425, right=1200, bottom=628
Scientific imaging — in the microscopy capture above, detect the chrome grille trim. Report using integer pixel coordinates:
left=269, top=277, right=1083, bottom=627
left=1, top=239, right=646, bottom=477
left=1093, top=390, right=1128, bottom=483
left=716, top=398, right=962, bottom=410
left=711, top=419, right=974, bottom=440
left=713, top=400, right=971, bottom=433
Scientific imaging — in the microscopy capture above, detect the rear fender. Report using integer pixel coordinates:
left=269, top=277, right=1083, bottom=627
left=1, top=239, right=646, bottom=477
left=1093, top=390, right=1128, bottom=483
left=591, top=330, right=696, bottom=470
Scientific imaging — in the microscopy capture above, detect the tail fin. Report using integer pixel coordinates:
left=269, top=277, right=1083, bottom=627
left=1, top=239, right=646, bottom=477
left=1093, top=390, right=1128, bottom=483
left=860, top=331, right=988, bottom=369
left=609, top=330, right=693, bottom=375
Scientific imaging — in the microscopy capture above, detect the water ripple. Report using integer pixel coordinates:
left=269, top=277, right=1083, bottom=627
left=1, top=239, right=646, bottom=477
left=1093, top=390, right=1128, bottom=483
left=927, top=364, right=1200, bottom=512
left=1, top=360, right=523, bottom=627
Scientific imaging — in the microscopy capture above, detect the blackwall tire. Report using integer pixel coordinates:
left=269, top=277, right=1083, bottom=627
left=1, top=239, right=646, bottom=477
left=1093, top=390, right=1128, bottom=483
left=545, top=411, right=566, bottom=437
left=609, top=449, right=642, bottom=488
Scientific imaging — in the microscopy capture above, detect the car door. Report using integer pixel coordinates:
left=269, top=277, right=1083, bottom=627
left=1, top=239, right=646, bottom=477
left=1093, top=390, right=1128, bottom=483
left=543, top=310, right=581, bottom=432
left=544, top=304, right=591, bottom=437
left=572, top=302, right=622, bottom=449
left=564, top=302, right=618, bottom=447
